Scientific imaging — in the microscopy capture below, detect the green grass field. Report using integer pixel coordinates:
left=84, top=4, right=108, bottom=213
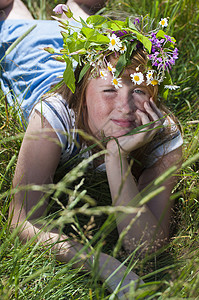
left=0, top=0, right=199, bottom=298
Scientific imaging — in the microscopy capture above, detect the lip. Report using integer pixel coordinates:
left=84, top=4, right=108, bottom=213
left=111, top=119, right=134, bottom=128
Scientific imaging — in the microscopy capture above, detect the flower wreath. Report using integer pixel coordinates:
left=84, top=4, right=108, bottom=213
left=45, top=4, right=179, bottom=99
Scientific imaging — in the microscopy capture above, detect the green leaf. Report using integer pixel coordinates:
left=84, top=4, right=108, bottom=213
left=156, top=30, right=166, bottom=39
left=160, top=72, right=172, bottom=100
left=78, top=63, right=90, bottom=83
left=115, top=54, right=127, bottom=77
left=81, top=27, right=95, bottom=39
left=162, top=88, right=169, bottom=100
left=136, top=33, right=152, bottom=53
left=107, top=20, right=125, bottom=31
left=61, top=31, right=69, bottom=40
left=81, top=27, right=109, bottom=44
left=86, top=15, right=107, bottom=26
left=127, top=41, right=137, bottom=60
left=67, top=39, right=85, bottom=56
left=64, top=6, right=73, bottom=18
left=126, top=17, right=137, bottom=31
left=79, top=16, right=88, bottom=27
left=63, top=57, right=76, bottom=93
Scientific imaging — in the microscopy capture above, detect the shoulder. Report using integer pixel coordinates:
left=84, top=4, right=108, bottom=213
left=18, top=110, right=62, bottom=180
left=29, top=93, right=81, bottom=166
left=31, top=93, right=76, bottom=145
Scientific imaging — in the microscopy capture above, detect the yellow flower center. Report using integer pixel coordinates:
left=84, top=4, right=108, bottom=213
left=161, top=20, right=165, bottom=25
left=111, top=39, right=116, bottom=46
left=108, top=66, right=112, bottom=71
left=151, top=79, right=158, bottom=86
left=113, top=78, right=118, bottom=85
left=134, top=75, right=140, bottom=82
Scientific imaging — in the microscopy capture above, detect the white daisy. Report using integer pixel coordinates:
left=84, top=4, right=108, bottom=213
left=164, top=85, right=180, bottom=90
left=159, top=18, right=168, bottom=28
left=130, top=72, right=144, bottom=85
left=99, top=70, right=108, bottom=80
left=112, top=77, right=122, bottom=89
left=86, top=50, right=96, bottom=66
left=120, top=44, right=127, bottom=54
left=149, top=79, right=159, bottom=86
left=107, top=62, right=116, bottom=74
left=146, top=70, right=155, bottom=81
left=146, top=70, right=159, bottom=85
left=108, top=34, right=122, bottom=52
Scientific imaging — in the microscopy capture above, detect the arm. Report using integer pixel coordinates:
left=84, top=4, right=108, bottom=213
left=105, top=101, right=182, bottom=253
left=9, top=111, right=143, bottom=298
left=105, top=147, right=182, bottom=253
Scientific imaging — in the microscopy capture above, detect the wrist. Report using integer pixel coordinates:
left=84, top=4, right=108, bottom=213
left=105, top=149, right=129, bottom=167
left=106, top=139, right=131, bottom=160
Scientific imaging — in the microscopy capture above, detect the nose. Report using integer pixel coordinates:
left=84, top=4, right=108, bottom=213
left=115, top=91, right=136, bottom=114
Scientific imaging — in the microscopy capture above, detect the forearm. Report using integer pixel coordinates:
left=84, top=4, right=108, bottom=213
left=105, top=154, right=139, bottom=206
left=10, top=218, right=86, bottom=266
left=10, top=216, right=143, bottom=297
left=105, top=153, right=165, bottom=251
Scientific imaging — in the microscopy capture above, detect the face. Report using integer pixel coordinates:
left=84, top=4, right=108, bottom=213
left=0, top=0, right=13, bottom=9
left=85, top=71, right=152, bottom=139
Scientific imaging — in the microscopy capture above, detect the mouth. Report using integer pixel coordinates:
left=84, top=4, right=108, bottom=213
left=111, top=119, right=135, bottom=128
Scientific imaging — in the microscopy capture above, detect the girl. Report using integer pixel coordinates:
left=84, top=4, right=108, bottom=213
left=2, top=1, right=183, bottom=297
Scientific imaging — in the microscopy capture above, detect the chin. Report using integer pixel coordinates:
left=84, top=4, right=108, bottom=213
left=106, top=129, right=132, bottom=138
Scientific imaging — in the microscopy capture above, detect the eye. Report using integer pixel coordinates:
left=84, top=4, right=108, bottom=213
left=133, top=89, right=145, bottom=95
left=103, top=89, right=117, bottom=93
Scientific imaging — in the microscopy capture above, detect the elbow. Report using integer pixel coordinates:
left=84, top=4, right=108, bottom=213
left=8, top=199, right=31, bottom=242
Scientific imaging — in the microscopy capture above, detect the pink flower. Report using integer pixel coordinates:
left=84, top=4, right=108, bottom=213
left=53, top=4, right=68, bottom=14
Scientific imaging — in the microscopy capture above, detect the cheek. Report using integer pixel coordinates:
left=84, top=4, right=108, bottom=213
left=87, top=102, right=110, bottom=123
left=133, top=96, right=150, bottom=111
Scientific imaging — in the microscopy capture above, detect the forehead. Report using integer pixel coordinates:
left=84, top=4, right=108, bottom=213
left=88, top=71, right=150, bottom=92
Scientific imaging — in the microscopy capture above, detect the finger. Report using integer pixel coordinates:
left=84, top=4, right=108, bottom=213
left=136, top=109, right=150, bottom=125
left=144, top=101, right=164, bottom=132
left=135, top=109, right=156, bottom=135
left=149, top=98, right=165, bottom=121
left=137, top=109, right=162, bottom=142
left=144, top=101, right=160, bottom=122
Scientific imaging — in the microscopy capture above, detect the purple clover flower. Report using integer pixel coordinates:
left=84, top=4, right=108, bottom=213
left=113, top=30, right=128, bottom=37
left=169, top=57, right=175, bottom=65
left=148, top=30, right=179, bottom=74
left=164, top=35, right=172, bottom=43
left=53, top=4, right=68, bottom=14
left=173, top=48, right=178, bottom=59
left=133, top=18, right=140, bottom=24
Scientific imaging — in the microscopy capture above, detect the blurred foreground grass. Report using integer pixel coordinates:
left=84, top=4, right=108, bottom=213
left=0, top=0, right=199, bottom=298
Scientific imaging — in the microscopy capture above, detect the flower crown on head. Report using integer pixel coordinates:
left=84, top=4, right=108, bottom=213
left=46, top=4, right=179, bottom=98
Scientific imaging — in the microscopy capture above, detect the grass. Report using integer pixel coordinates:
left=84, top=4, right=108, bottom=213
left=0, top=0, right=199, bottom=298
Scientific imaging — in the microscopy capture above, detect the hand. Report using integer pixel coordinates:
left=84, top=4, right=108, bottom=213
left=106, top=98, right=164, bottom=157
left=106, top=269, right=144, bottom=299
left=98, top=253, right=144, bottom=299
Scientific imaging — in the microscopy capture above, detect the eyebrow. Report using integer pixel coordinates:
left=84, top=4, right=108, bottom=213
left=99, top=84, right=115, bottom=88
left=133, top=85, right=148, bottom=91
